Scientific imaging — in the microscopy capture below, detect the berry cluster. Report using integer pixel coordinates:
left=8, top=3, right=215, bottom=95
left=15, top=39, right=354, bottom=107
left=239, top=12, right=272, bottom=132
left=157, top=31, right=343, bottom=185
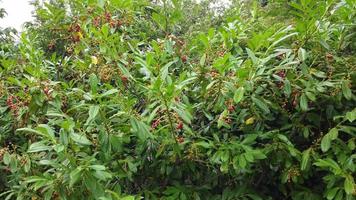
left=6, top=95, right=19, bottom=116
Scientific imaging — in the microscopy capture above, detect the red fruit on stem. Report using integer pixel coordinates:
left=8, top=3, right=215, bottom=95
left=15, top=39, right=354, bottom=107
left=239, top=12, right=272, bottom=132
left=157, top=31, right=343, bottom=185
left=105, top=12, right=111, bottom=22
left=121, top=76, right=128, bottom=86
left=176, top=136, right=184, bottom=144
left=176, top=121, right=183, bottom=130
left=151, top=119, right=160, bottom=129
left=181, top=55, right=187, bottom=63
left=228, top=105, right=235, bottom=112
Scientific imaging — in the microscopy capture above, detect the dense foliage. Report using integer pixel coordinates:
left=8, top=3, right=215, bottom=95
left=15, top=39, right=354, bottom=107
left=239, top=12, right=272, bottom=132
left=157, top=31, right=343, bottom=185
left=0, top=0, right=355, bottom=199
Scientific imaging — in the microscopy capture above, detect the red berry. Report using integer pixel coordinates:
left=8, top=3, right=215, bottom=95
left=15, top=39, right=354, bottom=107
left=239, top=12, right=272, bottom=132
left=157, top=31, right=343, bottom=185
left=181, top=55, right=187, bottom=63
left=277, top=71, right=286, bottom=79
left=104, top=12, right=111, bottom=22
left=176, top=136, right=184, bottom=144
left=121, top=76, right=128, bottom=87
left=228, top=105, right=235, bottom=112
left=93, top=16, right=101, bottom=27
left=151, top=119, right=160, bottom=129
left=176, top=121, right=183, bottom=130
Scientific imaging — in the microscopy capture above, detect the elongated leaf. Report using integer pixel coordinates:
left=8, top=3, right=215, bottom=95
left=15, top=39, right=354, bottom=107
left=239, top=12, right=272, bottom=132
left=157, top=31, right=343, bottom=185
left=100, top=89, right=118, bottom=98
left=172, top=106, right=192, bottom=124
left=345, top=109, right=356, bottom=122
left=252, top=97, right=270, bottom=113
left=284, top=80, right=291, bottom=97
left=326, top=188, right=339, bottom=200
left=321, top=134, right=331, bottom=152
left=17, top=126, right=55, bottom=142
left=161, top=58, right=178, bottom=80
left=246, top=48, right=258, bottom=64
left=314, top=158, right=341, bottom=172
left=118, top=62, right=133, bottom=79
left=329, top=128, right=338, bottom=140
left=86, top=105, right=100, bottom=125
left=321, top=128, right=338, bottom=152
left=300, top=94, right=308, bottom=111
left=93, top=170, right=112, bottom=181
left=28, top=142, right=52, bottom=153
left=89, top=165, right=106, bottom=171
left=70, top=132, right=92, bottom=145
left=121, top=196, right=135, bottom=200
left=37, top=124, right=56, bottom=142
left=342, top=81, right=352, bottom=100
left=270, top=32, right=298, bottom=49
left=130, top=118, right=151, bottom=141
left=89, top=74, right=99, bottom=93
left=301, top=148, right=311, bottom=170
left=344, top=176, right=355, bottom=195
left=234, top=87, right=244, bottom=103
left=195, top=141, right=212, bottom=148
left=298, top=48, right=307, bottom=61
left=305, top=91, right=316, bottom=102
left=70, top=167, right=82, bottom=187
left=200, top=54, right=206, bottom=66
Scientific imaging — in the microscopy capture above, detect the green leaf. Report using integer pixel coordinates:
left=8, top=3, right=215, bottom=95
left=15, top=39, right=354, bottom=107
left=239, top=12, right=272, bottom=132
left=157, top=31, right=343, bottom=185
left=89, top=74, right=99, bottom=93
left=89, top=165, right=106, bottom=171
left=326, top=188, right=339, bottom=200
left=25, top=176, right=49, bottom=183
left=101, top=24, right=109, bottom=38
left=344, top=176, right=354, bottom=195
left=100, top=89, right=118, bottom=98
left=239, top=155, right=247, bottom=169
left=120, top=196, right=135, bottom=200
left=244, top=153, right=254, bottom=162
left=328, top=128, right=338, bottom=140
left=298, top=48, right=307, bottom=61
left=252, top=97, right=270, bottom=113
left=251, top=150, right=266, bottom=160
left=28, top=142, right=52, bottom=153
left=300, top=94, right=308, bottom=111
left=241, top=134, right=258, bottom=145
left=195, top=141, right=212, bottom=148
left=93, top=170, right=112, bottom=181
left=321, top=134, right=331, bottom=152
left=233, top=87, right=245, bottom=103
left=303, top=127, right=310, bottom=138
left=17, top=127, right=55, bottom=142
left=345, top=109, right=356, bottom=122
left=342, top=81, right=352, bottom=100
left=70, top=132, right=92, bottom=145
left=118, top=63, right=133, bottom=80
left=314, top=158, right=341, bottom=173
left=37, top=124, right=56, bottom=142
left=86, top=105, right=100, bottom=125
left=3, top=152, right=11, bottom=165
left=284, top=80, right=291, bottom=97
left=161, top=58, right=178, bottom=81
left=321, top=128, right=338, bottom=152
left=172, top=106, right=192, bottom=124
left=301, top=148, right=311, bottom=170
left=200, top=54, right=206, bottom=66
left=217, top=110, right=229, bottom=129
left=305, top=91, right=316, bottom=101
left=246, top=48, right=258, bottom=64
left=130, top=118, right=151, bottom=141
left=70, top=167, right=83, bottom=187
left=270, top=32, right=298, bottom=49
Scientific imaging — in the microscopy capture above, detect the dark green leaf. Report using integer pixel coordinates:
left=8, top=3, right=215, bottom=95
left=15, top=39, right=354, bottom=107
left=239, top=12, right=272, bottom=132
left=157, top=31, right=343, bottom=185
left=252, top=96, right=270, bottom=113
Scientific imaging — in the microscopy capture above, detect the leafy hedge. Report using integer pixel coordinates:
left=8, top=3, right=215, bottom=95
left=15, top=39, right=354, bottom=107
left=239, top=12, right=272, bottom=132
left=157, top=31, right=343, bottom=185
left=0, top=0, right=355, bottom=199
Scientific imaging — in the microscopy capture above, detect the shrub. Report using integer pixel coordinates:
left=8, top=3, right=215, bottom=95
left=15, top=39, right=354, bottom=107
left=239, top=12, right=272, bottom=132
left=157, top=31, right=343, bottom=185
left=0, top=0, right=355, bottom=199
